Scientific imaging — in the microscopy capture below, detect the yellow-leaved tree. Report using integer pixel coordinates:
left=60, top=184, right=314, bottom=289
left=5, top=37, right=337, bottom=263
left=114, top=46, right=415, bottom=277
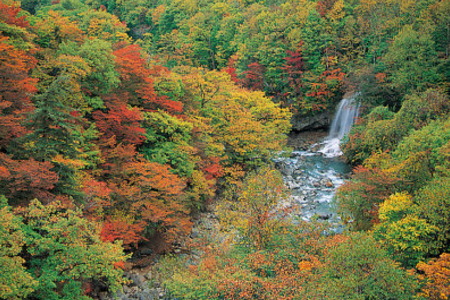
left=217, top=166, right=288, bottom=250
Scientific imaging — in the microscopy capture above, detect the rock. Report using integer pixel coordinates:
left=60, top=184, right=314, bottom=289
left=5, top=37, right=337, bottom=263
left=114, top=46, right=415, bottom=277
left=129, top=273, right=146, bottom=288
left=312, top=181, right=321, bottom=187
left=293, top=169, right=303, bottom=177
left=138, top=288, right=158, bottom=300
left=130, top=286, right=141, bottom=294
left=325, top=180, right=334, bottom=188
left=144, top=271, right=152, bottom=280
left=291, top=111, right=332, bottom=131
left=138, top=248, right=153, bottom=257
left=190, top=229, right=199, bottom=239
left=318, top=214, right=331, bottom=220
left=139, top=293, right=153, bottom=300
left=287, top=181, right=301, bottom=189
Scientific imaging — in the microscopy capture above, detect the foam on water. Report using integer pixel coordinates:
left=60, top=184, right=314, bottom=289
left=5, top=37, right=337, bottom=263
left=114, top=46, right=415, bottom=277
left=319, top=95, right=360, bottom=158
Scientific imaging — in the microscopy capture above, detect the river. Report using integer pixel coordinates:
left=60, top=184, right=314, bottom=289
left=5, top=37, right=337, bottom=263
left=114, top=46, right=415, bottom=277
left=275, top=95, right=359, bottom=231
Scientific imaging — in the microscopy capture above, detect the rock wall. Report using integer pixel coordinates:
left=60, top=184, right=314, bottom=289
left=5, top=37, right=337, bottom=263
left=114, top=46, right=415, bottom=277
left=290, top=111, right=332, bottom=132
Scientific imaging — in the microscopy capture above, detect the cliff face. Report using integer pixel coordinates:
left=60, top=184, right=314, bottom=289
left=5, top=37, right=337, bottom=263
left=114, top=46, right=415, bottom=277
left=291, top=111, right=332, bottom=132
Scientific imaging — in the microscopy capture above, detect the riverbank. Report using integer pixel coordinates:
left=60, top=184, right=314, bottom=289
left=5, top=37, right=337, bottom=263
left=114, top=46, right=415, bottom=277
left=287, top=130, right=328, bottom=150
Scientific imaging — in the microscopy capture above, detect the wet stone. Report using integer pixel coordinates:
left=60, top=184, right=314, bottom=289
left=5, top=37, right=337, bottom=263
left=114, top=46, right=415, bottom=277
left=275, top=143, right=350, bottom=226
left=129, top=273, right=146, bottom=288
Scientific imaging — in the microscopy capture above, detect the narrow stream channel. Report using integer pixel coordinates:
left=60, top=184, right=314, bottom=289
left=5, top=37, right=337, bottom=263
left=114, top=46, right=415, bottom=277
left=275, top=148, right=350, bottom=232
left=275, top=95, right=359, bottom=231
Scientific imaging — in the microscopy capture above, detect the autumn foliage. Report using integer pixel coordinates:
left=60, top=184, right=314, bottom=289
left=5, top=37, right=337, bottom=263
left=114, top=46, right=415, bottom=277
left=1, top=0, right=450, bottom=299
left=0, top=0, right=286, bottom=281
left=0, top=36, right=37, bottom=148
left=337, top=165, right=401, bottom=230
left=113, top=43, right=183, bottom=113
left=417, top=253, right=450, bottom=300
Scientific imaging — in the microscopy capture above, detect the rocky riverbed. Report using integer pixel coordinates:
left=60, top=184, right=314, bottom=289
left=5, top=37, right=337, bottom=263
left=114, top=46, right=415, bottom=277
left=275, top=150, right=349, bottom=228
left=276, top=130, right=351, bottom=231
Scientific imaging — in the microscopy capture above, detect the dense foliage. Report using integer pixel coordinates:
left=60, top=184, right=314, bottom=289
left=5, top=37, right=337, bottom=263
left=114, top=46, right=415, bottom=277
left=1, top=0, right=449, bottom=299
left=159, top=172, right=419, bottom=300
left=0, top=0, right=292, bottom=297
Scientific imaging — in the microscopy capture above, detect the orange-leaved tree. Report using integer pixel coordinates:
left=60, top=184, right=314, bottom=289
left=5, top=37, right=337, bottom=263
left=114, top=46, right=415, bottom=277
left=417, top=253, right=450, bottom=300
left=113, top=42, right=183, bottom=113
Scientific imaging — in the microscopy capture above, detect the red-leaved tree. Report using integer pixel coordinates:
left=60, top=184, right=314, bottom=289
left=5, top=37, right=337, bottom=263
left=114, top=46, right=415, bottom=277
left=0, top=36, right=37, bottom=149
left=113, top=43, right=183, bottom=113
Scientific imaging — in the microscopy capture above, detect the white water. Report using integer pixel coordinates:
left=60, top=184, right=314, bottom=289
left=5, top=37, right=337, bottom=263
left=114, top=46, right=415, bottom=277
left=274, top=94, right=360, bottom=230
left=318, top=95, right=360, bottom=157
left=275, top=146, right=350, bottom=231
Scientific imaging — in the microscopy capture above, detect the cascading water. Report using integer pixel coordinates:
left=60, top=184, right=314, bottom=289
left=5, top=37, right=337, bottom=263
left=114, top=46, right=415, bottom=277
left=275, top=94, right=359, bottom=230
left=318, top=94, right=360, bottom=157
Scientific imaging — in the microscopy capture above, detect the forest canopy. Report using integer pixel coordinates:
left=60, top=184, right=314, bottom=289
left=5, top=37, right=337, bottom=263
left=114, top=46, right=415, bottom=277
left=0, top=0, right=449, bottom=299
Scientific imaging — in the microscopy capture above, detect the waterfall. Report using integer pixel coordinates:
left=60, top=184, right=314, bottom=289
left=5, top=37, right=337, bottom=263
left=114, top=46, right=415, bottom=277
left=318, top=94, right=360, bottom=157
left=274, top=96, right=358, bottom=229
